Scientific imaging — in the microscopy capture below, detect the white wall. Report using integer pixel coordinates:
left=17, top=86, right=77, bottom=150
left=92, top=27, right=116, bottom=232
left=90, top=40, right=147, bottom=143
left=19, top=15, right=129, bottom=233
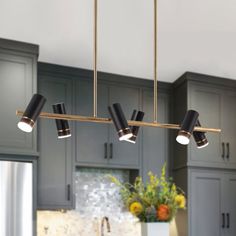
left=1, top=0, right=236, bottom=82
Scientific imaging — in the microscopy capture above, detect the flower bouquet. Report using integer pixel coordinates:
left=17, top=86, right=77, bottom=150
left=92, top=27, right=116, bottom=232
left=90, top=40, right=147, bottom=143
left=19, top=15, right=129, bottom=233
left=110, top=164, right=185, bottom=235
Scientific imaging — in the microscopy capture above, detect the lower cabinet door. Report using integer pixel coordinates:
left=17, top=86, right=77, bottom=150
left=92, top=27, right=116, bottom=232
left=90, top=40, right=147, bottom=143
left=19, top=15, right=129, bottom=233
left=190, top=170, right=223, bottom=236
left=225, top=174, right=236, bottom=236
left=38, top=76, right=73, bottom=209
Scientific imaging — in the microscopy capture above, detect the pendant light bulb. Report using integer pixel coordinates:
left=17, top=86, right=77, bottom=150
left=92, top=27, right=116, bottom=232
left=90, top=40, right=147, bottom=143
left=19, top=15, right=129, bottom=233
left=193, top=120, right=209, bottom=148
left=17, top=94, right=46, bottom=132
left=119, top=133, right=133, bottom=141
left=176, top=135, right=190, bottom=145
left=176, top=110, right=199, bottom=145
left=52, top=103, right=71, bottom=139
left=108, top=103, right=132, bottom=141
left=17, top=122, right=33, bottom=133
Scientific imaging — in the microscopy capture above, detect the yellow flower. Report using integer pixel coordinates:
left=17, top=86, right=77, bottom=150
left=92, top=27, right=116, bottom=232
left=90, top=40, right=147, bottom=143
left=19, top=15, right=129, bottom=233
left=175, top=194, right=186, bottom=209
left=129, top=202, right=143, bottom=215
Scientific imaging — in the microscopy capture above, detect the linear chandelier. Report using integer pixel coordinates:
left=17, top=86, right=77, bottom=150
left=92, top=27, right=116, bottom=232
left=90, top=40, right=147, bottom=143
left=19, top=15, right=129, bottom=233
left=16, top=0, right=221, bottom=147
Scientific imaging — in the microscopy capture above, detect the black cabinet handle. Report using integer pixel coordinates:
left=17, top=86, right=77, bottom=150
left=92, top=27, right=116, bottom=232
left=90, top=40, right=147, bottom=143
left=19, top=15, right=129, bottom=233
left=226, top=143, right=230, bottom=159
left=104, top=143, right=108, bottom=159
left=222, top=213, right=225, bottom=228
left=67, top=184, right=71, bottom=201
left=109, top=143, right=113, bottom=159
left=227, top=213, right=230, bottom=228
left=222, top=142, right=225, bottom=159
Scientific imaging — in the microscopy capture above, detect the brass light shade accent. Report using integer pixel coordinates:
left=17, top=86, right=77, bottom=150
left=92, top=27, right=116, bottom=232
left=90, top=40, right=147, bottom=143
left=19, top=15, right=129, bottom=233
left=17, top=94, right=46, bottom=132
left=16, top=0, right=221, bottom=138
left=52, top=103, right=71, bottom=139
left=193, top=120, right=209, bottom=148
left=176, top=110, right=199, bottom=145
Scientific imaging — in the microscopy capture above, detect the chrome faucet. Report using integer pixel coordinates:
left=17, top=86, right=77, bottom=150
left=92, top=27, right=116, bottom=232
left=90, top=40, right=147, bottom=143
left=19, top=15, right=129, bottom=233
left=101, top=216, right=111, bottom=236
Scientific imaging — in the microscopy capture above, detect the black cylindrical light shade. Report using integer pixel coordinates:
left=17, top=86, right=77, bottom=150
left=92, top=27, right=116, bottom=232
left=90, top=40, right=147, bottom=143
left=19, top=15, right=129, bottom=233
left=52, top=103, right=71, bottom=139
left=193, top=120, right=209, bottom=148
left=176, top=110, right=199, bottom=145
left=130, top=110, right=137, bottom=121
left=18, top=94, right=46, bottom=132
left=108, top=103, right=132, bottom=141
left=126, top=110, right=145, bottom=144
left=108, top=106, right=121, bottom=132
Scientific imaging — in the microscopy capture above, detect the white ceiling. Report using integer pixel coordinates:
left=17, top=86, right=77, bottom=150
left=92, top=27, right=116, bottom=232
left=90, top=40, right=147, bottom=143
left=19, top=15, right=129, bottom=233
left=0, top=0, right=236, bottom=82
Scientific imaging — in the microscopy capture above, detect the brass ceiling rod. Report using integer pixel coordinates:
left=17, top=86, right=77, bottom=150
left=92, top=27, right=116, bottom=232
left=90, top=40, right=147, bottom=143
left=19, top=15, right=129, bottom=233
left=153, top=0, right=158, bottom=122
left=93, top=0, right=98, bottom=117
left=16, top=0, right=221, bottom=134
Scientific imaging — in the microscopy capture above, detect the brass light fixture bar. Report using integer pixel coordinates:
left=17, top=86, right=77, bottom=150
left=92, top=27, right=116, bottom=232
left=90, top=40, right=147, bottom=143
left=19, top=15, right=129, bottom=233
left=16, top=110, right=220, bottom=133
left=16, top=0, right=221, bottom=135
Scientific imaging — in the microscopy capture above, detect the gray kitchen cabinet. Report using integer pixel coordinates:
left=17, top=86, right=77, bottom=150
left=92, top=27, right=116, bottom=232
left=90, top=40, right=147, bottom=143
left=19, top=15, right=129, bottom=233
left=141, top=89, right=169, bottom=182
left=38, top=75, right=73, bottom=209
left=75, top=79, right=141, bottom=169
left=188, top=169, right=236, bottom=236
left=172, top=72, right=236, bottom=236
left=173, top=72, right=236, bottom=169
left=189, top=82, right=236, bottom=168
left=0, top=38, right=38, bottom=156
left=36, top=63, right=171, bottom=209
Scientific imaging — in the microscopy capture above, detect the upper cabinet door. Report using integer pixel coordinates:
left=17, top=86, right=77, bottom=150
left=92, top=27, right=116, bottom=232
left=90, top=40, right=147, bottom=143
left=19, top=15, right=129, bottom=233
left=0, top=48, right=38, bottom=156
left=108, top=85, right=140, bottom=168
left=75, top=80, right=109, bottom=166
left=189, top=83, right=223, bottom=167
left=221, top=91, right=236, bottom=168
left=142, top=90, right=169, bottom=182
left=38, top=76, right=73, bottom=209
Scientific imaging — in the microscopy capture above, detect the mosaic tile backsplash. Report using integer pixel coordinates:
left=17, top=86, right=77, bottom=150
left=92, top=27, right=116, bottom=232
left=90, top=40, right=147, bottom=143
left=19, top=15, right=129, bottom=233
left=74, top=167, right=134, bottom=220
left=37, top=168, right=182, bottom=236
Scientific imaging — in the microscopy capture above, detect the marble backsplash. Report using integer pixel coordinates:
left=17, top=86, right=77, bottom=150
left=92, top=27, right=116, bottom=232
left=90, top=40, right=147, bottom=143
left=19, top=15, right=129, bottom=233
left=37, top=168, right=183, bottom=236
left=37, top=211, right=141, bottom=236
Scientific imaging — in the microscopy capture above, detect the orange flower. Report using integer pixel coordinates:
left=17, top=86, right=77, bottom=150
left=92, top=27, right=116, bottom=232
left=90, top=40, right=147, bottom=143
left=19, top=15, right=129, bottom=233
left=157, top=204, right=170, bottom=221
